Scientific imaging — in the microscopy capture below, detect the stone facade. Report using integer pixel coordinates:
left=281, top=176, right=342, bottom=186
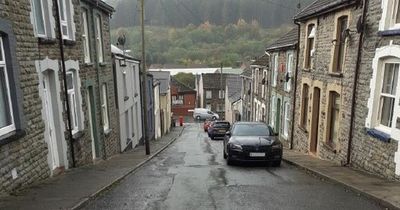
left=250, top=54, right=269, bottom=123
left=0, top=0, right=119, bottom=195
left=293, top=1, right=362, bottom=165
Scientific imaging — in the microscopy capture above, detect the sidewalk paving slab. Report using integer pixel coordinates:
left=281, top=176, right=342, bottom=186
left=283, top=149, right=400, bottom=210
left=0, top=126, right=185, bottom=210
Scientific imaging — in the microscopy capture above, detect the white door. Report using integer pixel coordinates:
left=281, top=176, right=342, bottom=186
left=43, top=75, right=61, bottom=170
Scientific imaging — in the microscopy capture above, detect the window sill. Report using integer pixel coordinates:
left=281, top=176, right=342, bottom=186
left=63, top=39, right=76, bottom=46
left=298, top=126, right=308, bottom=134
left=38, top=37, right=57, bottom=45
left=328, top=72, right=343, bottom=77
left=0, top=129, right=26, bottom=146
left=99, top=62, right=108, bottom=67
left=366, top=128, right=391, bottom=143
left=104, top=128, right=112, bottom=136
left=302, top=68, right=312, bottom=72
left=72, top=131, right=84, bottom=140
left=84, top=62, right=95, bottom=67
left=378, top=29, right=400, bottom=37
left=322, top=142, right=337, bottom=154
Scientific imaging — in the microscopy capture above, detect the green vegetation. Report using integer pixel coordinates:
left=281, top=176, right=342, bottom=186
left=112, top=22, right=292, bottom=67
left=173, top=73, right=196, bottom=89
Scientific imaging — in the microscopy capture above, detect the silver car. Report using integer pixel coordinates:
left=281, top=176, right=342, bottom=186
left=193, top=108, right=219, bottom=120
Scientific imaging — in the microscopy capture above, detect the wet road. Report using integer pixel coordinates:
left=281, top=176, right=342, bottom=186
left=82, top=123, right=382, bottom=210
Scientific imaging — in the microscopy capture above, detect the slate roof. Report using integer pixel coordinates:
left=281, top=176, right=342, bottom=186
left=149, top=71, right=170, bottom=94
left=83, top=0, right=114, bottom=13
left=171, top=77, right=196, bottom=93
left=226, top=75, right=242, bottom=102
left=201, top=73, right=232, bottom=89
left=251, top=54, right=269, bottom=67
left=241, top=65, right=252, bottom=77
left=294, top=0, right=357, bottom=21
left=266, top=28, right=298, bottom=51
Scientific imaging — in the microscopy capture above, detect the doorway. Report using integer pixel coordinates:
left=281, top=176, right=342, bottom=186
left=310, top=87, right=321, bottom=154
left=42, top=71, right=66, bottom=170
left=87, top=86, right=100, bottom=159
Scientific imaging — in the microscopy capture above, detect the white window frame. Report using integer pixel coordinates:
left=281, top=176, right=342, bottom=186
left=0, top=38, right=15, bottom=136
left=285, top=52, right=293, bottom=92
left=219, top=90, right=224, bottom=99
left=101, top=83, right=109, bottom=131
left=58, top=0, right=69, bottom=39
left=206, top=90, right=212, bottom=99
left=206, top=103, right=211, bottom=110
left=66, top=71, right=79, bottom=133
left=95, top=14, right=104, bottom=63
left=82, top=10, right=91, bottom=63
left=366, top=45, right=400, bottom=141
left=270, top=96, right=276, bottom=129
left=380, top=0, right=400, bottom=31
left=272, top=54, right=278, bottom=87
left=283, top=101, right=290, bottom=138
left=31, top=0, right=47, bottom=37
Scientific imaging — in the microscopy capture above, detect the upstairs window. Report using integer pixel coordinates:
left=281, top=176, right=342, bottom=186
left=31, top=0, right=46, bottom=37
left=332, top=16, right=348, bottom=73
left=219, top=90, right=224, bottom=99
left=57, top=0, right=74, bottom=40
left=206, top=90, right=212, bottom=99
left=285, top=52, right=293, bottom=92
left=95, top=14, right=104, bottom=63
left=305, top=24, right=316, bottom=69
left=0, top=38, right=15, bottom=136
left=66, top=71, right=79, bottom=133
left=81, top=10, right=91, bottom=63
left=380, top=0, right=400, bottom=31
left=272, top=54, right=278, bottom=87
left=101, top=84, right=109, bottom=131
left=300, top=84, right=309, bottom=130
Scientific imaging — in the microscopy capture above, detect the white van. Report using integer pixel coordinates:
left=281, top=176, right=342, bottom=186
left=193, top=108, right=219, bottom=120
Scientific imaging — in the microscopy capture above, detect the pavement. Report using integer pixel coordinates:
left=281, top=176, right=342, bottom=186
left=0, top=126, right=185, bottom=210
left=283, top=149, right=400, bottom=210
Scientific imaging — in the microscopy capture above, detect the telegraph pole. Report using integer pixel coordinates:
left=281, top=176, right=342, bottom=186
left=140, top=0, right=150, bottom=155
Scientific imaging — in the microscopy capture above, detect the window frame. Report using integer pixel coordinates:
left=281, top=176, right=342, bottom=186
left=272, top=54, right=278, bottom=87
left=219, top=90, right=224, bottom=99
left=58, top=0, right=70, bottom=39
left=300, top=83, right=309, bottom=130
left=206, top=90, right=212, bottom=99
left=0, top=38, right=15, bottom=136
left=270, top=96, right=276, bottom=129
left=283, top=101, right=290, bottom=138
left=95, top=14, right=104, bottom=63
left=304, top=22, right=316, bottom=69
left=31, top=0, right=47, bottom=37
left=101, top=83, right=110, bottom=131
left=66, top=71, right=79, bottom=133
left=330, top=13, right=350, bottom=74
left=81, top=9, right=91, bottom=63
left=326, top=91, right=341, bottom=146
left=285, top=52, right=294, bottom=92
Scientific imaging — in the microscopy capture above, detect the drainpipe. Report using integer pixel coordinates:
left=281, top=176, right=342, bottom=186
left=290, top=22, right=301, bottom=150
left=347, top=0, right=368, bottom=165
left=54, top=0, right=75, bottom=167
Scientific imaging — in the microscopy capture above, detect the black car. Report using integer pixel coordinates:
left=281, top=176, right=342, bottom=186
left=223, top=122, right=282, bottom=166
left=208, top=121, right=230, bottom=140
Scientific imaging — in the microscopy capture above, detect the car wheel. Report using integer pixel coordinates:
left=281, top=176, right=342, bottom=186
left=272, top=160, right=281, bottom=167
left=196, top=116, right=201, bottom=120
left=226, top=151, right=233, bottom=165
left=210, top=135, right=214, bottom=140
left=212, top=116, right=217, bottom=120
left=223, top=149, right=227, bottom=159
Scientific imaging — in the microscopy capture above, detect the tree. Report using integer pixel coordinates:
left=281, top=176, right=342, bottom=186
left=174, top=72, right=196, bottom=89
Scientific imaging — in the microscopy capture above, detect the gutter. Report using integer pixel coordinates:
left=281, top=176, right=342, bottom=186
left=295, top=0, right=357, bottom=22
left=54, top=0, right=75, bottom=167
left=290, top=22, right=301, bottom=150
left=347, top=0, right=368, bottom=165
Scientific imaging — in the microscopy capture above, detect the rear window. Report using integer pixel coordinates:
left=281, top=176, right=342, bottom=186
left=232, top=124, right=270, bottom=136
left=213, top=122, right=230, bottom=128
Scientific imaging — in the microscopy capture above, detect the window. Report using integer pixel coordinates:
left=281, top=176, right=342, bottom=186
left=32, top=0, right=46, bottom=36
left=300, top=84, right=309, bottom=129
left=82, top=10, right=90, bottom=63
left=285, top=52, right=293, bottom=91
left=305, top=24, right=316, bottom=69
left=217, top=104, right=224, bottom=112
left=262, top=70, right=267, bottom=97
left=332, top=16, right=348, bottom=73
left=283, top=102, right=290, bottom=137
left=380, top=0, right=400, bottom=31
left=270, top=96, right=276, bottom=129
left=206, top=90, right=212, bottom=99
left=58, top=0, right=74, bottom=40
left=272, top=54, right=278, bottom=87
left=206, top=103, right=211, bottom=110
left=101, top=84, right=109, bottom=131
left=327, top=92, right=340, bottom=145
left=219, top=90, right=224, bottom=99
left=95, top=15, right=104, bottom=63
left=66, top=71, right=79, bottom=133
left=379, top=63, right=399, bottom=128
left=0, top=38, right=15, bottom=135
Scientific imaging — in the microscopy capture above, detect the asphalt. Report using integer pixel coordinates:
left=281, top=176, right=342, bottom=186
left=81, top=123, right=384, bottom=210
left=0, top=126, right=185, bottom=210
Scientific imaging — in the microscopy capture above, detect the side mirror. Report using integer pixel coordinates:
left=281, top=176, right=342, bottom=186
left=225, top=131, right=231, bottom=136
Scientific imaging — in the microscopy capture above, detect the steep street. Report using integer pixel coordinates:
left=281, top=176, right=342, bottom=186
left=82, top=124, right=382, bottom=210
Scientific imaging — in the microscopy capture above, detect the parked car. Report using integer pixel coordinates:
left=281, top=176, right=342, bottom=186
left=203, top=119, right=215, bottom=132
left=223, top=122, right=282, bottom=166
left=208, top=121, right=230, bottom=140
left=193, top=108, right=219, bottom=120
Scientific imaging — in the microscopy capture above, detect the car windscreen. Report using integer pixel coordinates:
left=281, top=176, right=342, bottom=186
left=213, top=122, right=230, bottom=128
left=232, top=124, right=270, bottom=136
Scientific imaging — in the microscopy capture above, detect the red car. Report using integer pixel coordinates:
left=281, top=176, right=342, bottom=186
left=203, top=119, right=214, bottom=132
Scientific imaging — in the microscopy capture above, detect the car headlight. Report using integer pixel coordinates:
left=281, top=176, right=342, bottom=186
left=272, top=143, right=282, bottom=149
left=230, top=144, right=242, bottom=151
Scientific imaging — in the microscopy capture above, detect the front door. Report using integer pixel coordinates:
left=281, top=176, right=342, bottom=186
left=310, top=87, right=321, bottom=154
left=87, top=86, right=100, bottom=159
left=43, top=71, right=65, bottom=170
